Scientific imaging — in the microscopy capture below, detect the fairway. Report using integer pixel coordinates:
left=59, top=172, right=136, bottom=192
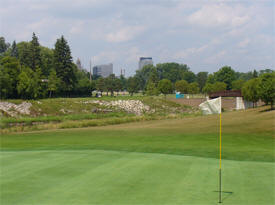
left=1, top=150, right=274, bottom=205
left=1, top=107, right=274, bottom=204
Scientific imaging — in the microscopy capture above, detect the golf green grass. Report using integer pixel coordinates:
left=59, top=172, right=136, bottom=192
left=1, top=107, right=274, bottom=204
left=1, top=150, right=274, bottom=205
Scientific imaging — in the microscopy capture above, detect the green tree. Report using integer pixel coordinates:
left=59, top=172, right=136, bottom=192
left=0, top=56, right=20, bottom=98
left=10, top=41, right=19, bottom=58
left=119, top=75, right=127, bottom=91
left=156, top=63, right=189, bottom=83
left=127, top=77, right=139, bottom=96
left=202, top=83, right=214, bottom=94
left=30, top=33, right=42, bottom=70
left=146, top=81, right=159, bottom=96
left=258, top=73, right=275, bottom=109
left=17, top=67, right=43, bottom=99
left=0, top=66, right=13, bottom=99
left=96, top=77, right=106, bottom=96
left=0, top=37, right=10, bottom=54
left=40, top=46, right=54, bottom=77
left=232, top=79, right=245, bottom=90
left=206, top=73, right=215, bottom=84
left=17, top=41, right=32, bottom=68
left=212, top=82, right=227, bottom=92
left=188, top=82, right=199, bottom=95
left=105, top=74, right=116, bottom=96
left=182, top=71, right=196, bottom=83
left=213, top=66, right=236, bottom=90
left=196, top=72, right=208, bottom=91
left=114, top=78, right=122, bottom=95
left=242, top=78, right=260, bottom=107
left=158, top=79, right=173, bottom=98
left=53, top=35, right=76, bottom=95
left=48, top=69, right=59, bottom=98
left=175, top=80, right=189, bottom=94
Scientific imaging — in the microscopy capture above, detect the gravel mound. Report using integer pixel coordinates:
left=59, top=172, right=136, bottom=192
left=0, top=102, right=32, bottom=117
left=84, top=100, right=151, bottom=115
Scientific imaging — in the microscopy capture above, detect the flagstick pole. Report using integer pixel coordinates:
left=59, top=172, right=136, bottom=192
left=219, top=106, right=222, bottom=203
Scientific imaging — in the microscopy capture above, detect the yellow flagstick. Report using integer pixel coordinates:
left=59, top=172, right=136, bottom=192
left=219, top=97, right=222, bottom=203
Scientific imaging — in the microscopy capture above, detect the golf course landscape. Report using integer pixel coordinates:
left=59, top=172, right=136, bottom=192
left=0, top=104, right=274, bottom=205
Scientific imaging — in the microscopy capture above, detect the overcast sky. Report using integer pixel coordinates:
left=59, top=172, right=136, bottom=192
left=0, top=0, right=274, bottom=76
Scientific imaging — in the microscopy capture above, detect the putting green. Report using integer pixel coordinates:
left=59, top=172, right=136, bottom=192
left=1, top=150, right=274, bottom=205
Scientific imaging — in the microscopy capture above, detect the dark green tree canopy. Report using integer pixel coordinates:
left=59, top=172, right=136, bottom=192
left=213, top=66, right=236, bottom=90
left=54, top=35, right=76, bottom=94
left=158, top=79, right=173, bottom=96
left=10, top=41, right=19, bottom=58
left=30, top=32, right=42, bottom=70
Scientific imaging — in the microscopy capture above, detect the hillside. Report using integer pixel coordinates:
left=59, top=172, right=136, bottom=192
left=0, top=96, right=197, bottom=133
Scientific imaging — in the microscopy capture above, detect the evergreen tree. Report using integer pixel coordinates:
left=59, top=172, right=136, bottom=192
left=30, top=33, right=42, bottom=70
left=53, top=35, right=76, bottom=95
left=0, top=37, right=10, bottom=54
left=10, top=41, right=19, bottom=58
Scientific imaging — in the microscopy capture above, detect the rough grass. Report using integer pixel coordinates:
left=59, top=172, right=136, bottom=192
left=0, top=96, right=195, bottom=133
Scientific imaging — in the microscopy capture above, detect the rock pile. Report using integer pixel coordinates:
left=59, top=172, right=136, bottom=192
left=0, top=102, right=32, bottom=117
left=85, top=100, right=151, bottom=115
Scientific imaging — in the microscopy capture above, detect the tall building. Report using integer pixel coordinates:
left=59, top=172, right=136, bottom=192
left=139, top=57, right=153, bottom=70
left=93, top=63, right=113, bottom=78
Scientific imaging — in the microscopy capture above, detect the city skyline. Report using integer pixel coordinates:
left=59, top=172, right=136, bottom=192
left=1, top=0, right=274, bottom=76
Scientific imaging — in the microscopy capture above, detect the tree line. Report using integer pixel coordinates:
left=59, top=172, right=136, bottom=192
left=0, top=34, right=274, bottom=108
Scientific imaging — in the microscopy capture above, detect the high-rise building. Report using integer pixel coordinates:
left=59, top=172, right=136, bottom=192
left=139, top=57, right=153, bottom=70
left=93, top=63, right=113, bottom=78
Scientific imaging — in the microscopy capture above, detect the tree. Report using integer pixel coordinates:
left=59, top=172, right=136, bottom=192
left=0, top=37, right=10, bottom=54
left=96, top=77, right=106, bottom=95
left=182, top=71, right=196, bottom=83
left=213, top=66, right=236, bottom=90
left=0, top=65, right=13, bottom=99
left=17, top=67, right=43, bottom=99
left=53, top=35, right=76, bottom=95
left=30, top=32, right=42, bottom=70
left=127, top=77, right=139, bottom=96
left=48, top=69, right=59, bottom=98
left=10, top=41, right=19, bottom=58
left=105, top=74, right=116, bottom=96
left=242, top=78, right=260, bottom=107
left=0, top=56, right=20, bottom=98
left=156, top=63, right=189, bottom=83
left=114, top=78, right=122, bottom=95
left=258, top=73, right=275, bottom=109
left=146, top=81, right=159, bottom=96
left=135, top=64, right=155, bottom=91
left=40, top=46, right=54, bottom=77
left=202, top=83, right=214, bottom=94
left=232, top=79, right=245, bottom=90
left=175, top=80, right=189, bottom=94
left=119, top=74, right=127, bottom=91
left=158, top=79, right=173, bottom=98
left=212, top=82, right=227, bottom=92
left=196, top=72, right=208, bottom=91
left=17, top=41, right=32, bottom=68
left=188, top=82, right=199, bottom=95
